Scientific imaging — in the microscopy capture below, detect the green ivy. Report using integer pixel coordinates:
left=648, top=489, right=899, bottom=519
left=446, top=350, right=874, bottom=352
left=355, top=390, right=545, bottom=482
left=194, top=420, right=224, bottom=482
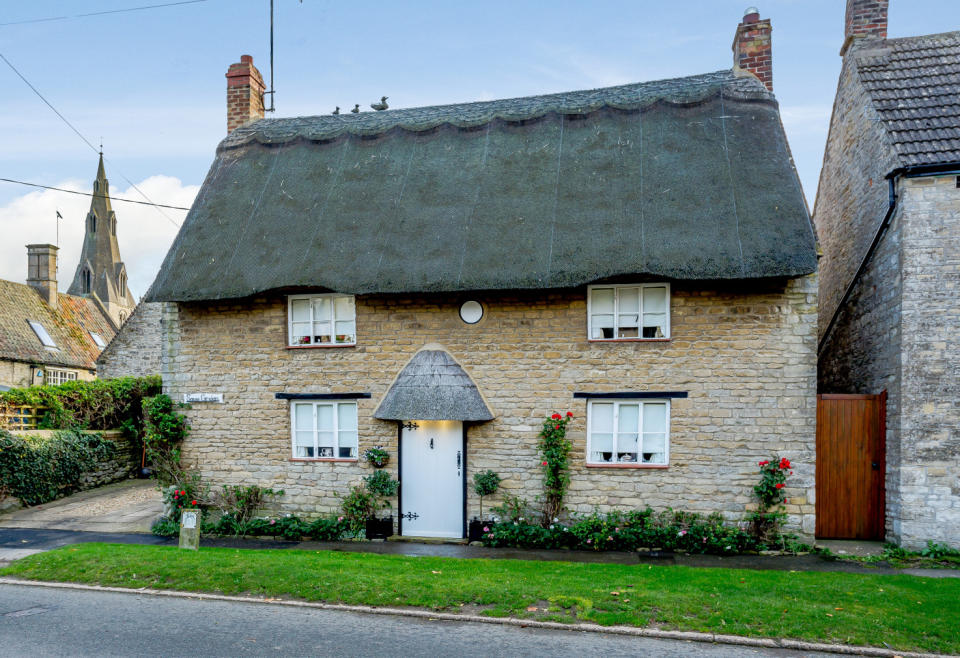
left=0, top=375, right=161, bottom=432
left=0, top=429, right=117, bottom=506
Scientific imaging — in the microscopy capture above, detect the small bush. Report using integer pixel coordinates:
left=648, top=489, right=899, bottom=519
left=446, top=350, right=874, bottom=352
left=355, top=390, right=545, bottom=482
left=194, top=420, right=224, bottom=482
left=209, top=485, right=284, bottom=530
left=0, top=429, right=117, bottom=506
left=340, top=485, right=376, bottom=533
left=150, top=516, right=179, bottom=537
left=142, top=394, right=191, bottom=487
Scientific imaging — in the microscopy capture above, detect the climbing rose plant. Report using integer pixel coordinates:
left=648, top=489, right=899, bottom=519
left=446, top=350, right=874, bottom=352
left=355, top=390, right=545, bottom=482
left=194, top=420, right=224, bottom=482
left=538, top=411, right=574, bottom=526
left=754, top=456, right=793, bottom=510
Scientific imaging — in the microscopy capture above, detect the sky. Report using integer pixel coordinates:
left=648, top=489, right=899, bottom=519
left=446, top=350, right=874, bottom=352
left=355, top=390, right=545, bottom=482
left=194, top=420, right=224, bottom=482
left=0, top=0, right=957, bottom=298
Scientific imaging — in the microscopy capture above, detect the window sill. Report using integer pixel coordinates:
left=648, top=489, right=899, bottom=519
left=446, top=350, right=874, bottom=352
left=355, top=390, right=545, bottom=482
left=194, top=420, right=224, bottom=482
left=585, top=463, right=669, bottom=469
left=286, top=344, right=357, bottom=349
left=289, top=458, right=358, bottom=463
left=587, top=338, right=670, bottom=343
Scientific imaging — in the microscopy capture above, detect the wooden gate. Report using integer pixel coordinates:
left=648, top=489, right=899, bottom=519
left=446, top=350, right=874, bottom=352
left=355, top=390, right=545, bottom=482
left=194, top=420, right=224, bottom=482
left=816, top=393, right=886, bottom=540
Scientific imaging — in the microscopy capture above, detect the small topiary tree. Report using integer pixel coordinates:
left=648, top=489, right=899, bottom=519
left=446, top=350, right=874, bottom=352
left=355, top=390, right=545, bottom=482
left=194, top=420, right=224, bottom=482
left=472, top=470, right=501, bottom=520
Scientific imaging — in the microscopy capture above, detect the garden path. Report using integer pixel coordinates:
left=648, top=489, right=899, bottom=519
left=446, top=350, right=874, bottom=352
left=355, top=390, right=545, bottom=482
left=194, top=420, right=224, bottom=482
left=0, top=479, right=161, bottom=534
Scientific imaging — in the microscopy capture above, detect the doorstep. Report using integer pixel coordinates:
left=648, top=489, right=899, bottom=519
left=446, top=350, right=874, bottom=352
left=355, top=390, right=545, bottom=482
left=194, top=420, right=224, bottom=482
left=387, top=535, right=468, bottom=545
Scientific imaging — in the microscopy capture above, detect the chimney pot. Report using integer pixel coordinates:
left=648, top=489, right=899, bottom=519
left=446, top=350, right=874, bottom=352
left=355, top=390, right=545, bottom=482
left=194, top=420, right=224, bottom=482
left=732, top=9, right=773, bottom=92
left=240, top=54, right=253, bottom=63
left=26, top=244, right=58, bottom=309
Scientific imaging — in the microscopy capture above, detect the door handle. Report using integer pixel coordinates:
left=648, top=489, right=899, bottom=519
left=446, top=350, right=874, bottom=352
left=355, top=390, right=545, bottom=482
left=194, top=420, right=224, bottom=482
left=456, top=450, right=461, bottom=476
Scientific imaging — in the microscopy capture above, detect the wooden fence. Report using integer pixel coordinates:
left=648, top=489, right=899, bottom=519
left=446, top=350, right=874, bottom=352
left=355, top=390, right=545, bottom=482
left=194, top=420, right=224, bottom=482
left=0, top=405, right=49, bottom=431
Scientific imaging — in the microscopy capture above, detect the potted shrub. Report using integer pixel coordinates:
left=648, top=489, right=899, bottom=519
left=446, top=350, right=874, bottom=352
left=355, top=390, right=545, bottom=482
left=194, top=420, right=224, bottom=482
left=363, top=470, right=398, bottom=539
left=362, top=445, right=390, bottom=469
left=468, top=469, right=501, bottom=542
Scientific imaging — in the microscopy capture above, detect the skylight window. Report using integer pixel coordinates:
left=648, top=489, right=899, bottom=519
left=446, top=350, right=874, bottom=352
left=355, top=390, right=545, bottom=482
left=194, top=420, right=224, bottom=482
left=28, top=321, right=57, bottom=348
left=90, top=332, right=107, bottom=348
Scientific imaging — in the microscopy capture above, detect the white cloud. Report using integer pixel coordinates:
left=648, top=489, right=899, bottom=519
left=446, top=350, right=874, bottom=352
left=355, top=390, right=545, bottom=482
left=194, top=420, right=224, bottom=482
left=0, top=176, right=197, bottom=300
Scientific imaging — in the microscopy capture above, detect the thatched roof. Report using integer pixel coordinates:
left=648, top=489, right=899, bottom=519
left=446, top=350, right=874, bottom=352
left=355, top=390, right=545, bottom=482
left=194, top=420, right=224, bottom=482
left=148, top=70, right=815, bottom=302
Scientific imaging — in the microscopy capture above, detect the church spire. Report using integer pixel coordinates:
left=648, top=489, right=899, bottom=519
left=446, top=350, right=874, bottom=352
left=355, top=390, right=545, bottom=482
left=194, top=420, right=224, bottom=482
left=67, top=153, right=135, bottom=326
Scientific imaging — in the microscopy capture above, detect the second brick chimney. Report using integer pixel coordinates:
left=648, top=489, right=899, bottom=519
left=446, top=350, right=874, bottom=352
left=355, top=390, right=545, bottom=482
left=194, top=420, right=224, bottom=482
left=841, top=0, right=888, bottom=55
left=26, top=244, right=58, bottom=309
left=226, top=55, right=266, bottom=134
left=732, top=7, right=773, bottom=92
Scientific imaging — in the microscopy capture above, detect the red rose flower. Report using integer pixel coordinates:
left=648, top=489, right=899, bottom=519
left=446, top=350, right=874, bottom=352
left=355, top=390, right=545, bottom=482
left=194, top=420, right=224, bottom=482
left=566, top=412, right=573, bottom=417
left=191, top=499, right=197, bottom=505
left=551, top=413, right=561, bottom=420
left=775, top=483, right=784, bottom=489
left=542, top=461, right=548, bottom=466
left=555, top=425, right=560, bottom=430
left=759, top=461, right=769, bottom=466
left=780, top=458, right=791, bottom=469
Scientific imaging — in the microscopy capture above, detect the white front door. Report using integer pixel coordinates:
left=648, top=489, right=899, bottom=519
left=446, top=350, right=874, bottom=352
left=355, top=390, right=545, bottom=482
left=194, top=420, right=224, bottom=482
left=400, top=420, right=464, bottom=538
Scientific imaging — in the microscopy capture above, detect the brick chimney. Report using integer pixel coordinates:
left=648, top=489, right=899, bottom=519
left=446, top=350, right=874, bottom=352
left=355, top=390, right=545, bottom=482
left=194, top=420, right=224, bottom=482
left=841, top=0, right=888, bottom=55
left=226, top=55, right=266, bottom=134
left=26, top=244, right=58, bottom=309
left=732, top=7, right=773, bottom=92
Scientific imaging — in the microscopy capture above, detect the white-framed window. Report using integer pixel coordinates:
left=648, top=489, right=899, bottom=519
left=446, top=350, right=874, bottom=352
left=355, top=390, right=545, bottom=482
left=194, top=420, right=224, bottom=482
left=45, top=369, right=78, bottom=385
left=587, top=283, right=670, bottom=340
left=28, top=321, right=57, bottom=348
left=287, top=294, right=356, bottom=346
left=290, top=400, right=359, bottom=459
left=587, top=399, right=670, bottom=465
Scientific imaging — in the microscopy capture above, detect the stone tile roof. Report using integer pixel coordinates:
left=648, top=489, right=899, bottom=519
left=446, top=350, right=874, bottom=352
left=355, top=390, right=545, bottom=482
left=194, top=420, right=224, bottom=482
left=0, top=279, right=115, bottom=370
left=375, top=348, right=493, bottom=421
left=149, top=69, right=816, bottom=302
left=856, top=31, right=960, bottom=167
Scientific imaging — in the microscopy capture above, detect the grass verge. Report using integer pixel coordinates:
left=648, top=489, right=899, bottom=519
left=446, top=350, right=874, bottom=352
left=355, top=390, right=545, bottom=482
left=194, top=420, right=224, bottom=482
left=3, top=543, right=958, bottom=654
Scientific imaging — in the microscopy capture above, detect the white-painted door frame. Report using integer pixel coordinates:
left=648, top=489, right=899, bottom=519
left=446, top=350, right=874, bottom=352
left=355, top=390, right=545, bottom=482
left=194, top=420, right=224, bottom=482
left=398, top=420, right=466, bottom=538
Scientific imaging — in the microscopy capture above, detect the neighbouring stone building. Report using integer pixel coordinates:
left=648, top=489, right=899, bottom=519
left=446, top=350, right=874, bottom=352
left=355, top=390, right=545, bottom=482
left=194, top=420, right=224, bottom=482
left=96, top=301, right=164, bottom=379
left=148, top=10, right=819, bottom=539
left=0, top=247, right=115, bottom=390
left=815, top=0, right=960, bottom=548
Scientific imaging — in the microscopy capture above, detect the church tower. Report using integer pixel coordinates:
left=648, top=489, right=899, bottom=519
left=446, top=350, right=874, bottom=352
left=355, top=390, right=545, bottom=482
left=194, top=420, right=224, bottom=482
left=68, top=153, right=136, bottom=326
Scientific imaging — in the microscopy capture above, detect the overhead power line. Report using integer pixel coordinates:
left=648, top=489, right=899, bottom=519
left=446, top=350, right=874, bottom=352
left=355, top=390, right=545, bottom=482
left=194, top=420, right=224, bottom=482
left=0, top=178, right=192, bottom=211
left=0, top=51, right=182, bottom=228
left=0, top=0, right=210, bottom=27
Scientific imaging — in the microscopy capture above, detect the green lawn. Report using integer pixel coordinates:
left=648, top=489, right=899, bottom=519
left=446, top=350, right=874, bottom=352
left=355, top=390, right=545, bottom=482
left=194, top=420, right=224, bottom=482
left=3, top=544, right=959, bottom=654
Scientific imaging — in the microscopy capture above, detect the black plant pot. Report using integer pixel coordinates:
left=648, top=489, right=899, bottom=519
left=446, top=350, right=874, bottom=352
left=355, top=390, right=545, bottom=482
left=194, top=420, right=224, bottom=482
left=365, top=515, right=394, bottom=539
left=468, top=519, right=494, bottom=543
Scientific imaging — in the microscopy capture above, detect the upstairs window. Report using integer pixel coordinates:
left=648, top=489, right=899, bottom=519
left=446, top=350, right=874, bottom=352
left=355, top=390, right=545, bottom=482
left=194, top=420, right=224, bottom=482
left=588, top=283, right=670, bottom=340
left=288, top=294, right=356, bottom=346
left=90, top=332, right=107, bottom=348
left=45, top=369, right=78, bottom=385
left=28, top=321, right=57, bottom=348
left=290, top=400, right=358, bottom=459
left=587, top=399, right=670, bottom=466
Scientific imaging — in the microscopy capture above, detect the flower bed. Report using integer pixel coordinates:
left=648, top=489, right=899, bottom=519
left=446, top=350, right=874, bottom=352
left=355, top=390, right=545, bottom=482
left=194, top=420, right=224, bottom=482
left=479, top=508, right=799, bottom=554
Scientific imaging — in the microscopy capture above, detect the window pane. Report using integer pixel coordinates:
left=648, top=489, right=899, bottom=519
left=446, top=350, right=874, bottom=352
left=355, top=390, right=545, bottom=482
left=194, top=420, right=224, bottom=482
left=618, top=404, right=639, bottom=433
left=641, top=314, right=667, bottom=338
left=643, top=403, right=667, bottom=433
left=591, top=433, right=614, bottom=462
left=642, top=434, right=666, bottom=464
left=338, top=431, right=358, bottom=458
left=294, top=404, right=313, bottom=431
left=292, top=322, right=312, bottom=345
left=312, top=297, right=331, bottom=321
left=591, top=288, right=614, bottom=313
left=643, top=286, right=667, bottom=313
left=337, top=403, right=357, bottom=431
left=334, top=296, right=355, bottom=320
left=617, top=433, right=639, bottom=463
left=313, top=321, right=332, bottom=344
left=334, top=320, right=356, bottom=342
left=618, top=287, right=640, bottom=313
left=591, top=315, right=615, bottom=339
left=316, top=431, right=335, bottom=458
left=291, top=299, right=311, bottom=322
left=317, top=405, right=334, bottom=431
left=294, top=430, right=314, bottom=458
left=592, top=403, right=614, bottom=433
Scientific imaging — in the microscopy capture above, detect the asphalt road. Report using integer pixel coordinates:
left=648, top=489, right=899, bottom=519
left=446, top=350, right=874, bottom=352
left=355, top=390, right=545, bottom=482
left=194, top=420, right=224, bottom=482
left=0, top=583, right=835, bottom=658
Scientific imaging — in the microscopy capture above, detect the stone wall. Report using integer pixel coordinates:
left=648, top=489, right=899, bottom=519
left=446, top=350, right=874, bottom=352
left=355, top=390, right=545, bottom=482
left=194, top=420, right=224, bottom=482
left=0, top=430, right=139, bottom=510
left=162, top=276, right=818, bottom=537
left=813, top=48, right=900, bottom=340
left=96, top=302, right=164, bottom=379
left=897, top=175, right=960, bottom=549
left=0, top=359, right=95, bottom=389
